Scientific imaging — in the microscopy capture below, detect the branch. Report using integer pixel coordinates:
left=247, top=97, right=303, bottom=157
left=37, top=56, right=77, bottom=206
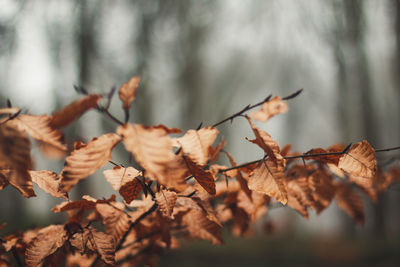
left=219, top=144, right=400, bottom=174
left=212, top=89, right=303, bottom=128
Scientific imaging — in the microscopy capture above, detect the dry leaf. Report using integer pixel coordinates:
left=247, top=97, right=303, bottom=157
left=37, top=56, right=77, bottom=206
left=59, top=133, right=121, bottom=192
left=117, top=123, right=188, bottom=191
left=248, top=158, right=287, bottom=204
left=155, top=189, right=178, bottom=219
left=25, top=225, right=67, bottom=267
left=119, top=76, right=140, bottom=110
left=15, top=114, right=66, bottom=151
left=70, top=226, right=115, bottom=265
left=50, top=94, right=101, bottom=129
left=309, top=169, right=335, bottom=213
left=338, top=140, right=376, bottom=178
left=104, top=166, right=142, bottom=203
left=175, top=127, right=219, bottom=165
left=29, top=170, right=68, bottom=199
left=251, top=96, right=288, bottom=122
left=52, top=195, right=116, bottom=213
left=184, top=156, right=216, bottom=195
left=96, top=202, right=131, bottom=244
left=335, top=183, right=365, bottom=225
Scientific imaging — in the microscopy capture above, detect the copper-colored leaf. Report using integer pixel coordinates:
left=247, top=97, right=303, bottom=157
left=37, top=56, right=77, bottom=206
left=25, top=225, right=67, bottom=267
left=70, top=226, right=115, bottom=265
left=251, top=96, right=288, bottom=122
left=335, top=183, right=365, bottom=224
left=119, top=76, right=140, bottom=110
left=225, top=151, right=252, bottom=199
left=96, top=202, right=131, bottom=244
left=338, top=140, right=376, bottom=178
left=248, top=159, right=287, bottom=204
left=208, top=139, right=226, bottom=163
left=245, top=115, right=280, bottom=161
left=14, top=114, right=66, bottom=151
left=0, top=123, right=35, bottom=197
left=175, top=127, right=219, bottom=165
left=184, top=156, right=216, bottom=195
left=52, top=195, right=116, bottom=213
left=103, top=166, right=142, bottom=203
left=50, top=94, right=101, bottom=129
left=117, top=123, right=188, bottom=191
left=155, top=189, right=178, bottom=219
left=59, top=133, right=121, bottom=192
left=309, top=169, right=335, bottom=213
left=29, top=170, right=68, bottom=199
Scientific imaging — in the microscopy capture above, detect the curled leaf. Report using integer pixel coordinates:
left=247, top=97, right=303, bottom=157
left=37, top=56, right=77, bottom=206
left=52, top=195, right=116, bottom=213
left=184, top=156, right=216, bottom=195
left=155, top=189, right=178, bottom=219
left=338, top=140, right=376, bottom=178
left=29, top=170, right=67, bottom=199
left=59, top=133, right=121, bottom=192
left=119, top=76, right=140, bottom=110
left=335, top=183, right=365, bottom=225
left=103, top=166, right=142, bottom=203
left=96, top=202, right=131, bottom=244
left=251, top=96, right=288, bottom=122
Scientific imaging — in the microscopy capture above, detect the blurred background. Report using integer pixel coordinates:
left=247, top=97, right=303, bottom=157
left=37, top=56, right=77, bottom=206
left=1, top=0, right=400, bottom=266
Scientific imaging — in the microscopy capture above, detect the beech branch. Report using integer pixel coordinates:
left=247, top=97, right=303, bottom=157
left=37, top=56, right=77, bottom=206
left=212, top=89, right=303, bottom=128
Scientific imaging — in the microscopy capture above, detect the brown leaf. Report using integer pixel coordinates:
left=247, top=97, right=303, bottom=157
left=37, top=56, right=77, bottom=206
left=25, top=225, right=67, bottom=267
left=251, top=96, right=288, bottom=122
left=248, top=158, right=287, bottom=204
left=0, top=123, right=35, bottom=197
left=117, top=123, right=188, bottom=191
left=50, top=94, right=101, bottom=129
left=245, top=115, right=281, bottom=161
left=0, top=107, right=20, bottom=124
left=175, top=127, right=219, bottom=165
left=14, top=114, right=67, bottom=151
left=103, top=166, right=142, bottom=203
left=184, top=156, right=216, bottom=195
left=0, top=170, right=9, bottom=190
left=155, top=189, right=178, bottom=219
left=335, top=183, right=365, bottom=225
left=96, top=202, right=131, bottom=244
left=52, top=195, right=116, bottom=213
left=309, top=169, right=335, bottom=213
left=338, top=140, right=376, bottom=178
left=29, top=170, right=68, bottom=199
left=59, top=133, right=121, bottom=192
left=225, top=151, right=252, bottom=199
left=208, top=139, right=226, bottom=163
left=70, top=226, right=115, bottom=265
left=119, top=76, right=140, bottom=110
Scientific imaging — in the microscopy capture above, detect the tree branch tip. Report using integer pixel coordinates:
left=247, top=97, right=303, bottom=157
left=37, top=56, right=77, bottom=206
left=282, top=88, right=303, bottom=100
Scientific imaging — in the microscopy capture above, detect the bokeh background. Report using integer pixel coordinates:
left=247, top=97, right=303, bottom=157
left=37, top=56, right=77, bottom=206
left=1, top=0, right=400, bottom=266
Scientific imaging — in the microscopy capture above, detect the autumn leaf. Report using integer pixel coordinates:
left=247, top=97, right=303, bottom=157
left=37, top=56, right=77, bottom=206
left=304, top=145, right=344, bottom=165
left=251, top=96, right=288, bottom=122
left=29, top=170, right=68, bottom=199
left=335, top=183, right=365, bottom=225
left=225, top=151, right=252, bottom=199
left=25, top=225, right=68, bottom=267
left=119, top=76, right=140, bottom=110
left=69, top=226, right=115, bottom=265
left=59, top=133, right=121, bottom=192
left=0, top=123, right=35, bottom=197
left=96, top=202, right=131, bottom=244
left=155, top=189, right=178, bottom=219
left=117, top=123, right=188, bottom=191
left=14, top=114, right=67, bottom=151
left=174, top=127, right=219, bottom=165
left=0, top=107, right=20, bottom=124
left=338, top=140, right=376, bottom=178
left=183, top=156, right=216, bottom=195
left=103, top=166, right=142, bottom=203
left=309, top=169, right=335, bottom=213
left=50, top=94, right=101, bottom=129
left=52, top=195, right=116, bottom=213
left=248, top=158, right=287, bottom=204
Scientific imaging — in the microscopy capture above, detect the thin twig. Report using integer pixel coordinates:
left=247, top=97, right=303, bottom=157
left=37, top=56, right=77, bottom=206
left=100, top=108, right=125, bottom=125
left=375, top=146, right=400, bottom=153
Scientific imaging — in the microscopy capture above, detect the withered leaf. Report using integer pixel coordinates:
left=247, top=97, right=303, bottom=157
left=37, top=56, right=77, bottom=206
left=248, top=158, right=287, bottom=204
left=25, top=225, right=67, bottom=267
left=119, top=76, right=140, bottom=110
left=70, top=226, right=115, bottom=265
left=52, top=195, right=116, bottom=213
left=50, top=94, right=101, bottom=129
left=175, top=127, right=219, bottom=166
left=184, top=156, right=216, bottom=195
left=225, top=151, right=252, bottom=199
left=309, top=169, right=335, bottom=213
left=304, top=144, right=344, bottom=165
left=335, top=183, right=365, bottom=225
left=155, top=189, right=178, bottom=219
left=338, top=140, right=376, bottom=178
left=29, top=170, right=68, bottom=199
left=96, top=202, right=131, bottom=244
left=117, top=123, right=188, bottom=191
left=14, top=114, right=66, bottom=151
left=59, top=133, right=121, bottom=192
left=251, top=96, right=288, bottom=122
left=103, top=166, right=142, bottom=203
